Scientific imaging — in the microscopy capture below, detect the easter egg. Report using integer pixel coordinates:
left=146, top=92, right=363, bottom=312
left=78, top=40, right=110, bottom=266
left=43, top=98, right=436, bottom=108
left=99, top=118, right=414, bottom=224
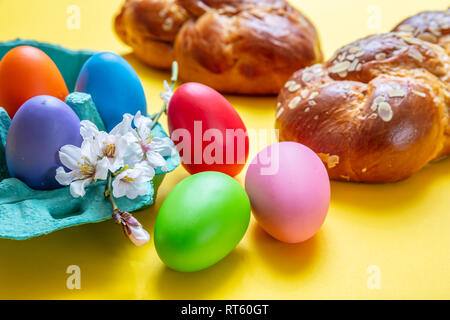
left=75, top=52, right=147, bottom=131
left=6, top=95, right=82, bottom=190
left=0, top=45, right=69, bottom=118
left=154, top=171, right=251, bottom=272
left=167, top=82, right=249, bottom=177
left=245, top=142, right=330, bottom=243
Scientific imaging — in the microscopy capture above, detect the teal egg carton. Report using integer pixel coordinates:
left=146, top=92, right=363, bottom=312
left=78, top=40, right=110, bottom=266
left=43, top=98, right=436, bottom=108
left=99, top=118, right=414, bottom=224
left=0, top=39, right=180, bottom=240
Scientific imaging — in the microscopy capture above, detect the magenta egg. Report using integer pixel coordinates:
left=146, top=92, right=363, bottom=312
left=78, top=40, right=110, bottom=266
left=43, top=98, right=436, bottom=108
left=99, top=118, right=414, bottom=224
left=6, top=95, right=82, bottom=190
left=245, top=141, right=330, bottom=243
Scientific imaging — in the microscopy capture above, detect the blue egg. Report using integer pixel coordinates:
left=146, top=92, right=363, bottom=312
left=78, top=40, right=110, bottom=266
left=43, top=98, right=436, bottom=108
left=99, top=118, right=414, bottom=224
left=6, top=95, right=82, bottom=190
left=75, top=52, right=147, bottom=131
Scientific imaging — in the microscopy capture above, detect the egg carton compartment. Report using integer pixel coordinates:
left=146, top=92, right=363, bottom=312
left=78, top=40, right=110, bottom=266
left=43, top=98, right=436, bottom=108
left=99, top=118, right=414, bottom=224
left=0, top=40, right=180, bottom=240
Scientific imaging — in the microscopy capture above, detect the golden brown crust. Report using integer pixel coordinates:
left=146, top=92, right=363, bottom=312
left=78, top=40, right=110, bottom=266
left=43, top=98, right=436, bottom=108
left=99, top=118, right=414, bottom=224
left=178, top=0, right=286, bottom=16
left=393, top=9, right=450, bottom=55
left=276, top=32, right=450, bottom=183
left=114, top=0, right=190, bottom=69
left=175, top=5, right=321, bottom=94
left=114, top=0, right=322, bottom=94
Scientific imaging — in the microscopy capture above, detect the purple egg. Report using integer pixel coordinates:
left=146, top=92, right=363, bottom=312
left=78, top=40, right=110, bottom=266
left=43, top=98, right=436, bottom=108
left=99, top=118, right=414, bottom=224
left=6, top=95, right=82, bottom=190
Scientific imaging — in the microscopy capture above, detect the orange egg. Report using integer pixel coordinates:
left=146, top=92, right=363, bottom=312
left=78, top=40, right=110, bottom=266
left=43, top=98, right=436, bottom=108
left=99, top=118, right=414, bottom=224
left=0, top=45, right=69, bottom=118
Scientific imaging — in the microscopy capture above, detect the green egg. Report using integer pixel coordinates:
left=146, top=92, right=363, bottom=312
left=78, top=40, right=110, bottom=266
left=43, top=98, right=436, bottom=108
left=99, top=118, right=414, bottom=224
left=154, top=171, right=251, bottom=272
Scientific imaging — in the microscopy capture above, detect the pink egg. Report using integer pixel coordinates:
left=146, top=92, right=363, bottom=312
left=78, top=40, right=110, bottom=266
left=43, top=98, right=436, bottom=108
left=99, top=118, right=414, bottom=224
left=245, top=142, right=330, bottom=243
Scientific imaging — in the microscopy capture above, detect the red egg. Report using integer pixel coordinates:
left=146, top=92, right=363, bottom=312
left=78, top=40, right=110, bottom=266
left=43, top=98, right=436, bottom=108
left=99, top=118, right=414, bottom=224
left=0, top=45, right=69, bottom=118
left=168, top=82, right=249, bottom=177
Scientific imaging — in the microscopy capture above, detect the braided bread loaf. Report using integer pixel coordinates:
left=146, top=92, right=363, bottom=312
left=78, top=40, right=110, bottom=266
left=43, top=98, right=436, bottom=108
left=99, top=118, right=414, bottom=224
left=276, top=9, right=450, bottom=183
left=114, top=0, right=322, bottom=94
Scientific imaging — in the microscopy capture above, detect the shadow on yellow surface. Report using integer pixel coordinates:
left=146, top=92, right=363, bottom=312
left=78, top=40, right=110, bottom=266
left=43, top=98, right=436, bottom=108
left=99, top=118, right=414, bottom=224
left=153, top=248, right=248, bottom=300
left=227, top=95, right=277, bottom=111
left=149, top=224, right=323, bottom=299
left=331, top=157, right=450, bottom=215
left=251, top=224, right=322, bottom=278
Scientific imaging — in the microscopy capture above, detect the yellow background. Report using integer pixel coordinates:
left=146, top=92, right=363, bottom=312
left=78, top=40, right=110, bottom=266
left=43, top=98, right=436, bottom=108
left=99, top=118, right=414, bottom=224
left=0, top=0, right=449, bottom=299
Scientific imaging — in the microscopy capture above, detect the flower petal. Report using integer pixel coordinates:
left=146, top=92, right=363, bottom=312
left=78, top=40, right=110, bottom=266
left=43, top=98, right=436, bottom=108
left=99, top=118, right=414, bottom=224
left=80, top=120, right=99, bottom=140
left=129, top=182, right=149, bottom=199
left=145, top=151, right=167, bottom=169
left=59, top=145, right=82, bottom=170
left=133, top=163, right=155, bottom=182
left=69, top=178, right=92, bottom=198
left=133, top=110, right=155, bottom=142
left=133, top=110, right=150, bottom=128
left=95, top=157, right=110, bottom=181
left=151, top=137, right=176, bottom=156
left=55, top=167, right=75, bottom=186
left=81, top=139, right=100, bottom=163
left=122, top=134, right=143, bottom=167
left=112, top=178, right=127, bottom=198
left=110, top=113, right=133, bottom=135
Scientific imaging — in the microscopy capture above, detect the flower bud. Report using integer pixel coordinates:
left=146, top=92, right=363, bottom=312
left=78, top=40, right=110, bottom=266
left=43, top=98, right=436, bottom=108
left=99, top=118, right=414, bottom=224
left=127, top=225, right=150, bottom=246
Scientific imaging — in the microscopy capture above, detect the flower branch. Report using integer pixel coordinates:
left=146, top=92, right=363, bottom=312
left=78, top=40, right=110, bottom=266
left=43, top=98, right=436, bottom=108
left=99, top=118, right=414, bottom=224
left=55, top=61, right=179, bottom=246
left=151, top=61, right=178, bottom=129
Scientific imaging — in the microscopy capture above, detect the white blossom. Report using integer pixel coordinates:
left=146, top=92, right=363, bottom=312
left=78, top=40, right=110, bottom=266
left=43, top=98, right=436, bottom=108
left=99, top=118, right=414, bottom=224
left=133, top=111, right=175, bottom=171
left=55, top=141, right=109, bottom=198
left=110, top=112, right=175, bottom=171
left=94, top=131, right=132, bottom=172
left=112, top=163, right=155, bottom=199
left=82, top=120, right=141, bottom=172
